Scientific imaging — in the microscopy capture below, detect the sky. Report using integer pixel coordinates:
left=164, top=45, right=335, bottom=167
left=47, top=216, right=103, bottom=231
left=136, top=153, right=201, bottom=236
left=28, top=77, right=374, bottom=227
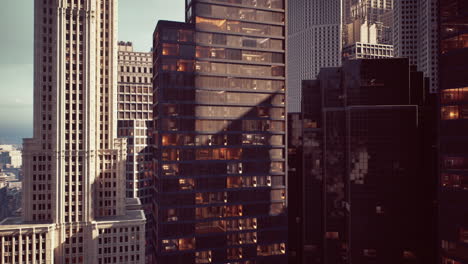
left=0, top=0, right=184, bottom=144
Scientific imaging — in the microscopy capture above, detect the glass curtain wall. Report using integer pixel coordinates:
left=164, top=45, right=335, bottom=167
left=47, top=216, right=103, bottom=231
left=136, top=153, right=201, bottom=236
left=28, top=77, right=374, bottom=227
left=153, top=0, right=286, bottom=262
left=439, top=0, right=468, bottom=263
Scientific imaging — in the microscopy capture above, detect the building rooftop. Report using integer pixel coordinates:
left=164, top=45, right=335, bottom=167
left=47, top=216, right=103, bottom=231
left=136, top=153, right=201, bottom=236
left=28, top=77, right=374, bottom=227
left=0, top=217, right=54, bottom=229
left=95, top=209, right=146, bottom=224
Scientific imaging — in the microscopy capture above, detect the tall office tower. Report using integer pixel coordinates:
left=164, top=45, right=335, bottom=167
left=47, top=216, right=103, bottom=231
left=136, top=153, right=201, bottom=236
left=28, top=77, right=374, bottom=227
left=152, top=0, right=287, bottom=262
left=393, top=0, right=439, bottom=92
left=298, top=58, right=437, bottom=264
left=0, top=1, right=146, bottom=263
left=344, top=0, right=393, bottom=44
left=438, top=0, right=468, bottom=263
left=116, top=41, right=153, bottom=262
left=287, top=0, right=342, bottom=112
left=342, top=0, right=395, bottom=60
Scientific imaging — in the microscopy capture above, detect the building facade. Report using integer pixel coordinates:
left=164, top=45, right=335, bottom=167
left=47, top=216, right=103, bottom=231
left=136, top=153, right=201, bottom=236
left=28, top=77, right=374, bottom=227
left=288, top=0, right=395, bottom=113
left=343, top=0, right=394, bottom=46
left=298, top=58, right=437, bottom=264
left=342, top=42, right=393, bottom=60
left=116, top=41, right=153, bottom=262
left=0, top=1, right=146, bottom=263
left=438, top=0, right=468, bottom=263
left=287, top=0, right=343, bottom=112
left=286, top=113, right=303, bottom=264
left=116, top=41, right=153, bottom=207
left=342, top=0, right=395, bottom=61
left=152, top=0, right=287, bottom=262
left=0, top=146, right=22, bottom=169
left=393, top=0, right=439, bottom=92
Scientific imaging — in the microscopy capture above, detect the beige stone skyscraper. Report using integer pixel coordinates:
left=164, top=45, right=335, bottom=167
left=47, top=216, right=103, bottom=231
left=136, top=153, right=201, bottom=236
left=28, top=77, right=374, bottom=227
left=117, top=41, right=153, bottom=261
left=0, top=1, right=146, bottom=263
left=116, top=41, right=153, bottom=202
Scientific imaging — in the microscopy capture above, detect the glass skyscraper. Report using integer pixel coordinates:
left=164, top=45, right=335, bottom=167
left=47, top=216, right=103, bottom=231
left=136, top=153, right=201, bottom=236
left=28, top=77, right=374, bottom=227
left=152, top=1, right=287, bottom=263
left=298, top=58, right=437, bottom=264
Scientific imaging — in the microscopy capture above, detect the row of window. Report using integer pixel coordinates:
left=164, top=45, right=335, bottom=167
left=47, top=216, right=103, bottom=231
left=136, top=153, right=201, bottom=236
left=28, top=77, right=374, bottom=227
left=190, top=0, right=284, bottom=10
left=196, top=32, right=283, bottom=50
left=158, top=119, right=285, bottom=133
left=162, top=236, right=284, bottom=256
left=118, top=85, right=152, bottom=94
left=118, top=127, right=150, bottom=137
left=162, top=91, right=284, bottom=106
left=160, top=177, right=283, bottom=194
left=197, top=46, right=284, bottom=63
left=161, top=133, right=283, bottom=146
left=118, top=103, right=152, bottom=112
left=196, top=17, right=283, bottom=37
left=160, top=28, right=194, bottom=43
left=162, top=148, right=283, bottom=161
left=118, top=94, right=151, bottom=103
left=441, top=105, right=468, bottom=120
left=118, top=120, right=152, bottom=128
left=441, top=173, right=468, bottom=190
left=118, top=112, right=152, bottom=120
left=159, top=162, right=285, bottom=177
left=157, top=73, right=285, bottom=92
left=159, top=105, right=284, bottom=119
left=119, top=65, right=152, bottom=74
left=196, top=3, right=284, bottom=24
left=159, top=119, right=285, bottom=133
left=162, top=43, right=285, bottom=64
left=441, top=87, right=468, bottom=104
left=161, top=203, right=284, bottom=223
left=163, top=102, right=284, bottom=117
left=119, top=76, right=151, bottom=84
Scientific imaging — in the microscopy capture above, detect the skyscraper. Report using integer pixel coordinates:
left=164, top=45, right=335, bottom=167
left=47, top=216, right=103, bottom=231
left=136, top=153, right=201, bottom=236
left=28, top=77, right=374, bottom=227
left=343, top=0, right=394, bottom=45
left=117, top=41, right=153, bottom=201
left=438, top=0, right=468, bottom=263
left=342, top=0, right=395, bottom=60
left=393, top=0, right=439, bottom=92
left=297, top=58, right=437, bottom=264
left=152, top=0, right=287, bottom=263
left=288, top=0, right=395, bottom=112
left=117, top=41, right=154, bottom=262
left=287, top=0, right=343, bottom=112
left=0, top=1, right=145, bottom=263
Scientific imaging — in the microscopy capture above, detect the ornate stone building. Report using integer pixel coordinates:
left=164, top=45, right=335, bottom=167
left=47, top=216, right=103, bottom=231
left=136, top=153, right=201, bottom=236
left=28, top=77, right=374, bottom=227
left=0, top=1, right=145, bottom=263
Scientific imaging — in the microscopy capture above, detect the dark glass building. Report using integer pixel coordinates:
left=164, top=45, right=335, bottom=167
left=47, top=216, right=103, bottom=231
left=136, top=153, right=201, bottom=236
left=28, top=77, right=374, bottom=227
left=438, top=0, right=468, bottom=263
left=297, top=58, right=437, bottom=264
left=152, top=0, right=287, bottom=263
left=287, top=112, right=303, bottom=264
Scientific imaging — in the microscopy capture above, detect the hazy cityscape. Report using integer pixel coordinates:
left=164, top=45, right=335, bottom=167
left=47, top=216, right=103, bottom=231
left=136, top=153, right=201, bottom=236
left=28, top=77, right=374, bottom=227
left=0, top=0, right=466, bottom=264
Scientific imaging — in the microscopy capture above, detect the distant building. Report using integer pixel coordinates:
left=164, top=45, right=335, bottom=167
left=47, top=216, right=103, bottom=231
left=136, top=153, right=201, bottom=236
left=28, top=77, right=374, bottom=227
left=342, top=42, right=394, bottom=60
left=0, top=179, right=22, bottom=221
left=288, top=0, right=395, bottom=113
left=0, top=145, right=22, bottom=168
left=288, top=0, right=343, bottom=112
left=344, top=0, right=394, bottom=45
left=296, top=58, right=437, bottom=264
left=117, top=41, right=154, bottom=262
left=0, top=145, right=15, bottom=152
left=117, top=41, right=153, bottom=203
left=342, top=0, right=394, bottom=60
left=393, top=0, right=438, bottom=92
left=438, top=0, right=468, bottom=263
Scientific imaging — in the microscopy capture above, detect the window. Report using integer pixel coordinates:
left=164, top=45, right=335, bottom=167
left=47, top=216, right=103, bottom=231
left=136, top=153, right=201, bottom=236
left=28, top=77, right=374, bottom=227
left=162, top=43, right=178, bottom=56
